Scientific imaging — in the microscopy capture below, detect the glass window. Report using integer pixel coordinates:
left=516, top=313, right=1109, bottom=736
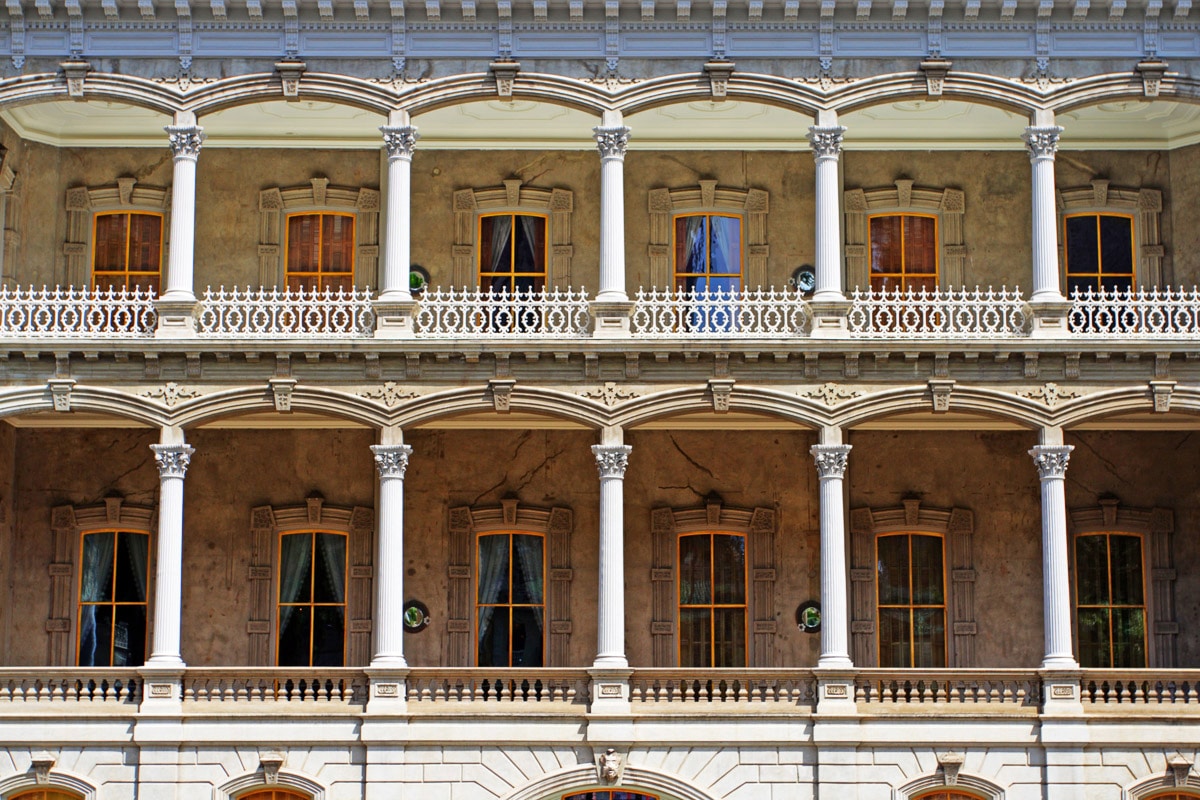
left=678, top=532, right=747, bottom=668
left=479, top=213, right=548, bottom=295
left=285, top=213, right=355, bottom=293
left=78, top=530, right=149, bottom=667
left=914, top=792, right=985, bottom=800
left=868, top=213, right=938, bottom=293
left=477, top=532, right=545, bottom=667
left=673, top=214, right=743, bottom=295
left=237, top=792, right=311, bottom=800
left=563, top=793, right=658, bottom=800
left=10, top=790, right=85, bottom=800
left=277, top=531, right=347, bottom=667
left=92, top=212, right=163, bottom=293
left=877, top=533, right=946, bottom=668
left=1064, top=213, right=1135, bottom=296
left=1076, top=532, right=1146, bottom=668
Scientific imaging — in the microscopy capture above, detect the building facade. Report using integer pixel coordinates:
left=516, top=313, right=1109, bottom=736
left=0, top=2, right=1196, bottom=799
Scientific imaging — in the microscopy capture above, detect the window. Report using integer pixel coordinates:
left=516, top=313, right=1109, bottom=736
left=478, top=213, right=547, bottom=295
left=913, top=793, right=984, bottom=800
left=1064, top=213, right=1135, bottom=296
left=876, top=533, right=946, bottom=668
left=678, top=532, right=747, bottom=668
left=277, top=530, right=348, bottom=667
left=92, top=211, right=163, bottom=292
left=10, top=791, right=84, bottom=800
left=77, top=529, right=149, bottom=667
left=868, top=213, right=938, bottom=293
left=1075, top=532, right=1146, bottom=668
left=564, top=793, right=657, bottom=800
left=673, top=213, right=743, bottom=294
left=237, top=792, right=310, bottom=800
left=285, top=212, right=355, bottom=293
left=477, top=531, right=544, bottom=667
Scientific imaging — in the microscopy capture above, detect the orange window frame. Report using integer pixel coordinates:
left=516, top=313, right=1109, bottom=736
left=913, top=792, right=986, bottom=800
left=276, top=529, right=349, bottom=667
left=1063, top=212, right=1136, bottom=291
left=563, top=792, right=661, bottom=800
left=477, top=212, right=549, bottom=293
left=876, top=532, right=947, bottom=668
left=1145, top=793, right=1200, bottom=800
left=284, top=212, right=356, bottom=292
left=867, top=212, right=939, bottom=291
left=1074, top=531, right=1148, bottom=668
left=237, top=792, right=312, bottom=800
left=10, top=790, right=86, bottom=800
left=474, top=530, right=546, bottom=667
left=671, top=212, right=745, bottom=288
left=76, top=528, right=151, bottom=667
left=677, top=531, right=748, bottom=668
left=91, top=211, right=164, bottom=290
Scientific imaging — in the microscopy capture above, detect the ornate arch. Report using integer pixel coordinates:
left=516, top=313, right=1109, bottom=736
left=896, top=763, right=1004, bottom=800
left=502, top=762, right=721, bottom=800
left=0, top=765, right=98, bottom=800
left=1124, top=766, right=1200, bottom=799
left=1057, top=178, right=1164, bottom=288
left=63, top=178, right=171, bottom=287
left=215, top=767, right=325, bottom=800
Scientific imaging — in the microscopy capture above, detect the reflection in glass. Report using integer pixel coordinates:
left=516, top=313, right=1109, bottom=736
left=1075, top=533, right=1146, bottom=667
left=278, top=531, right=347, bottom=667
left=876, top=533, right=946, bottom=668
left=678, top=532, right=746, bottom=668
left=78, top=530, right=149, bottom=667
left=477, top=532, right=545, bottom=667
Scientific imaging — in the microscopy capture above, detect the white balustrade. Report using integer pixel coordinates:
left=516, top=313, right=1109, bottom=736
left=848, top=286, right=1028, bottom=338
left=183, top=668, right=368, bottom=705
left=0, top=669, right=142, bottom=705
left=413, top=287, right=591, bottom=337
left=197, top=286, right=376, bottom=337
left=405, top=668, right=589, bottom=706
left=1069, top=286, right=1200, bottom=336
left=854, top=669, right=1042, bottom=707
left=1079, top=670, right=1200, bottom=705
left=631, top=287, right=811, bottom=336
left=628, top=669, right=817, bottom=707
left=0, top=285, right=158, bottom=337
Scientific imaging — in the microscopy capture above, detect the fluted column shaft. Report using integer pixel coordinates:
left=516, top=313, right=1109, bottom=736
left=594, top=125, right=631, bottom=302
left=807, top=126, right=847, bottom=303
left=592, top=444, right=632, bottom=667
left=162, top=125, right=203, bottom=302
left=812, top=444, right=853, bottom=668
left=371, top=444, right=413, bottom=666
left=380, top=125, right=419, bottom=300
left=1024, top=125, right=1065, bottom=304
left=147, top=443, right=194, bottom=665
left=1031, top=444, right=1078, bottom=668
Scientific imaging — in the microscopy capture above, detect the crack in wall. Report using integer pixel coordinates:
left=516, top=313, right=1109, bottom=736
left=669, top=435, right=715, bottom=479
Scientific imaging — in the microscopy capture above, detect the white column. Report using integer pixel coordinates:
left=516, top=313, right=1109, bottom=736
left=807, top=122, right=847, bottom=303
left=1030, top=442, right=1078, bottom=669
left=594, top=112, right=630, bottom=302
left=811, top=442, right=853, bottom=669
left=162, top=117, right=203, bottom=302
left=1023, top=123, right=1065, bottom=304
left=379, top=121, right=419, bottom=301
left=592, top=442, right=632, bottom=667
left=370, top=442, right=413, bottom=667
left=147, top=440, right=194, bottom=666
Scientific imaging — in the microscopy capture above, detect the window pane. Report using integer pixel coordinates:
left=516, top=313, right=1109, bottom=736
left=513, top=215, right=546, bottom=274
left=869, top=215, right=903, bottom=274
left=712, top=534, right=745, bottom=605
left=877, top=535, right=909, bottom=605
left=713, top=607, right=746, bottom=667
left=1109, top=534, right=1144, bottom=605
left=279, top=533, right=314, bottom=604
left=679, top=534, right=712, bottom=604
left=79, top=604, right=114, bottom=667
left=114, top=532, right=148, bottom=603
left=911, top=534, right=944, bottom=605
left=903, top=216, right=937, bottom=274
left=81, top=532, right=116, bottom=602
left=878, top=607, right=911, bottom=668
left=479, top=215, right=514, bottom=275
left=277, top=606, right=311, bottom=667
left=477, top=606, right=510, bottom=667
left=510, top=534, right=543, bottom=605
left=312, top=606, right=345, bottom=666
left=510, top=606, right=544, bottom=667
left=709, top=216, right=742, bottom=276
left=287, top=215, right=320, bottom=272
left=321, top=215, right=354, bottom=274
left=313, top=533, right=346, bottom=604
left=679, top=607, right=711, bottom=667
left=676, top=216, right=708, bottom=275
left=1067, top=276, right=1094, bottom=296
left=912, top=608, right=946, bottom=668
left=1065, top=216, right=1100, bottom=276
left=477, top=534, right=511, bottom=605
left=127, top=214, right=162, bottom=273
left=1077, top=607, right=1110, bottom=668
left=112, top=604, right=146, bottom=667
left=94, top=214, right=128, bottom=273
left=1076, top=535, right=1109, bottom=606
left=1111, top=607, right=1146, bottom=668
left=1099, top=215, right=1134, bottom=275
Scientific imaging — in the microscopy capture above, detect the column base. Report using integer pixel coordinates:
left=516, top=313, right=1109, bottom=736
left=807, top=298, right=850, bottom=338
left=365, top=667, right=410, bottom=715
left=373, top=299, right=419, bottom=339
left=813, top=668, right=858, bottom=716
left=153, top=298, right=198, bottom=339
left=588, top=667, right=632, bottom=715
left=1028, top=298, right=1072, bottom=338
left=590, top=300, right=633, bottom=338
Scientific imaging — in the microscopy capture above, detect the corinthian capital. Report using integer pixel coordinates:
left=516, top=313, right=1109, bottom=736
left=592, top=444, right=632, bottom=479
left=151, top=443, right=195, bottom=478
left=810, top=444, right=851, bottom=478
left=1029, top=444, right=1073, bottom=479
left=593, top=125, right=631, bottom=160
left=381, top=125, right=420, bottom=160
left=165, top=125, right=204, bottom=159
left=1022, top=125, right=1063, bottom=160
left=807, top=125, right=846, bottom=160
left=371, top=443, right=413, bottom=479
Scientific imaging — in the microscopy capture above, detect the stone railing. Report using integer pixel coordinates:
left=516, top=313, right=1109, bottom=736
left=413, top=287, right=592, bottom=337
left=197, top=285, right=376, bottom=337
left=0, top=285, right=158, bottom=337
left=405, top=668, right=590, bottom=708
left=854, top=669, right=1042, bottom=708
left=0, top=668, right=142, bottom=707
left=847, top=286, right=1029, bottom=338
left=1079, top=670, right=1200, bottom=706
left=628, top=669, right=817, bottom=708
left=630, top=287, right=812, bottom=337
left=1068, top=286, right=1200, bottom=336
left=183, top=668, right=368, bottom=705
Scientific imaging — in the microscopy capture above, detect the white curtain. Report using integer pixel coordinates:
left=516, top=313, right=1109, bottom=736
left=476, top=535, right=510, bottom=664
left=278, top=534, right=313, bottom=650
left=489, top=216, right=513, bottom=276
left=316, top=533, right=346, bottom=603
left=512, top=534, right=544, bottom=632
left=122, top=532, right=149, bottom=602
left=79, top=532, right=115, bottom=666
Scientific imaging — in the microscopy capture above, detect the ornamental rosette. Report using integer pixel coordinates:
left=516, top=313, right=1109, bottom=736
left=810, top=444, right=851, bottom=478
left=371, top=444, right=413, bottom=478
left=165, top=125, right=204, bottom=159
left=1029, top=445, right=1073, bottom=479
left=1022, top=125, right=1063, bottom=160
left=593, top=125, right=631, bottom=159
left=380, top=125, right=420, bottom=159
left=592, top=444, right=632, bottom=478
left=806, top=125, right=846, bottom=160
left=151, top=444, right=195, bottom=478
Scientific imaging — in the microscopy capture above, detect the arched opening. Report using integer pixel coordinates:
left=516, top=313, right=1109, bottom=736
left=8, top=791, right=84, bottom=800
left=236, top=791, right=311, bottom=800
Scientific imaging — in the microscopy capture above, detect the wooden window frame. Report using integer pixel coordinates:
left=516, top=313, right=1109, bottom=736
left=76, top=528, right=152, bottom=668
left=474, top=529, right=547, bottom=667
left=898, top=765, right=1003, bottom=800
left=1062, top=212, right=1136, bottom=294
left=676, top=530, right=749, bottom=668
left=236, top=789, right=312, bottom=800
left=90, top=210, right=165, bottom=291
left=476, top=211, right=550, bottom=294
left=649, top=181, right=768, bottom=290
left=276, top=528, right=350, bottom=667
left=562, top=792, right=660, bottom=800
left=283, top=211, right=357, bottom=293
left=64, top=178, right=170, bottom=288
left=454, top=180, right=573, bottom=289
left=844, top=180, right=965, bottom=289
left=865, top=212, right=940, bottom=292
left=1057, top=179, right=1164, bottom=289
left=1072, top=530, right=1149, bottom=669
left=0, top=772, right=97, bottom=800
left=671, top=212, right=745, bottom=293
left=8, top=790, right=86, bottom=800
left=875, top=531, right=948, bottom=669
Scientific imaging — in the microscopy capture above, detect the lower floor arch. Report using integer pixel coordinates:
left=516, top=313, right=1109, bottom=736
left=898, top=771, right=1004, bottom=800
left=503, top=763, right=719, bottom=800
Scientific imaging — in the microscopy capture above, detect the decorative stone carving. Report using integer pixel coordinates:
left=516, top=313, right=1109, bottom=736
left=275, top=59, right=305, bottom=97
left=807, top=125, right=846, bottom=160
left=703, top=59, right=734, bottom=100
left=47, top=378, right=74, bottom=412
left=1151, top=380, right=1175, bottom=412
left=381, top=125, right=419, bottom=159
left=269, top=378, right=297, bottom=412
left=593, top=125, right=631, bottom=159
left=1138, top=59, right=1169, bottom=97
left=60, top=59, right=90, bottom=97
left=920, top=58, right=952, bottom=95
left=1017, top=382, right=1081, bottom=408
left=1169, top=754, right=1193, bottom=786
left=1029, top=444, right=1072, bottom=479
left=811, top=444, right=851, bottom=478
left=579, top=382, right=640, bottom=407
left=489, top=59, right=520, bottom=99
left=152, top=443, right=195, bottom=478
left=798, top=382, right=863, bottom=406
left=597, top=748, right=623, bottom=784
left=488, top=379, right=515, bottom=413
left=165, top=124, right=204, bottom=159
left=592, top=444, right=632, bottom=479
left=360, top=381, right=421, bottom=408
left=938, top=752, right=965, bottom=785
left=259, top=751, right=285, bottom=784
left=142, top=382, right=202, bottom=407
left=370, top=444, right=412, bottom=479
left=708, top=378, right=734, bottom=412
left=1023, top=125, right=1063, bottom=159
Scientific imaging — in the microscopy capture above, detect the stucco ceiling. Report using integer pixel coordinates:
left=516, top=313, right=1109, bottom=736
left=5, top=97, right=1200, bottom=150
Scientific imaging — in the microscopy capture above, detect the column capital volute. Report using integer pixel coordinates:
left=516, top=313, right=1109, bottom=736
left=810, top=443, right=851, bottom=478
left=1023, top=125, right=1063, bottom=161
left=1029, top=444, right=1073, bottom=479
left=151, top=443, right=195, bottom=478
left=165, top=124, right=204, bottom=159
left=593, top=125, right=631, bottom=160
left=807, top=125, right=846, bottom=161
left=592, top=444, right=632, bottom=479
left=381, top=124, right=420, bottom=160
left=371, top=443, right=413, bottom=479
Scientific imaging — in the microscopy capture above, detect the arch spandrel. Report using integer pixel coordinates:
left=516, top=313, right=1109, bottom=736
left=393, top=385, right=606, bottom=430
left=830, top=385, right=1048, bottom=430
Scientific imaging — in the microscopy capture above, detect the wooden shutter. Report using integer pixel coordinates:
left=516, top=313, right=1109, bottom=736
left=347, top=506, right=374, bottom=666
